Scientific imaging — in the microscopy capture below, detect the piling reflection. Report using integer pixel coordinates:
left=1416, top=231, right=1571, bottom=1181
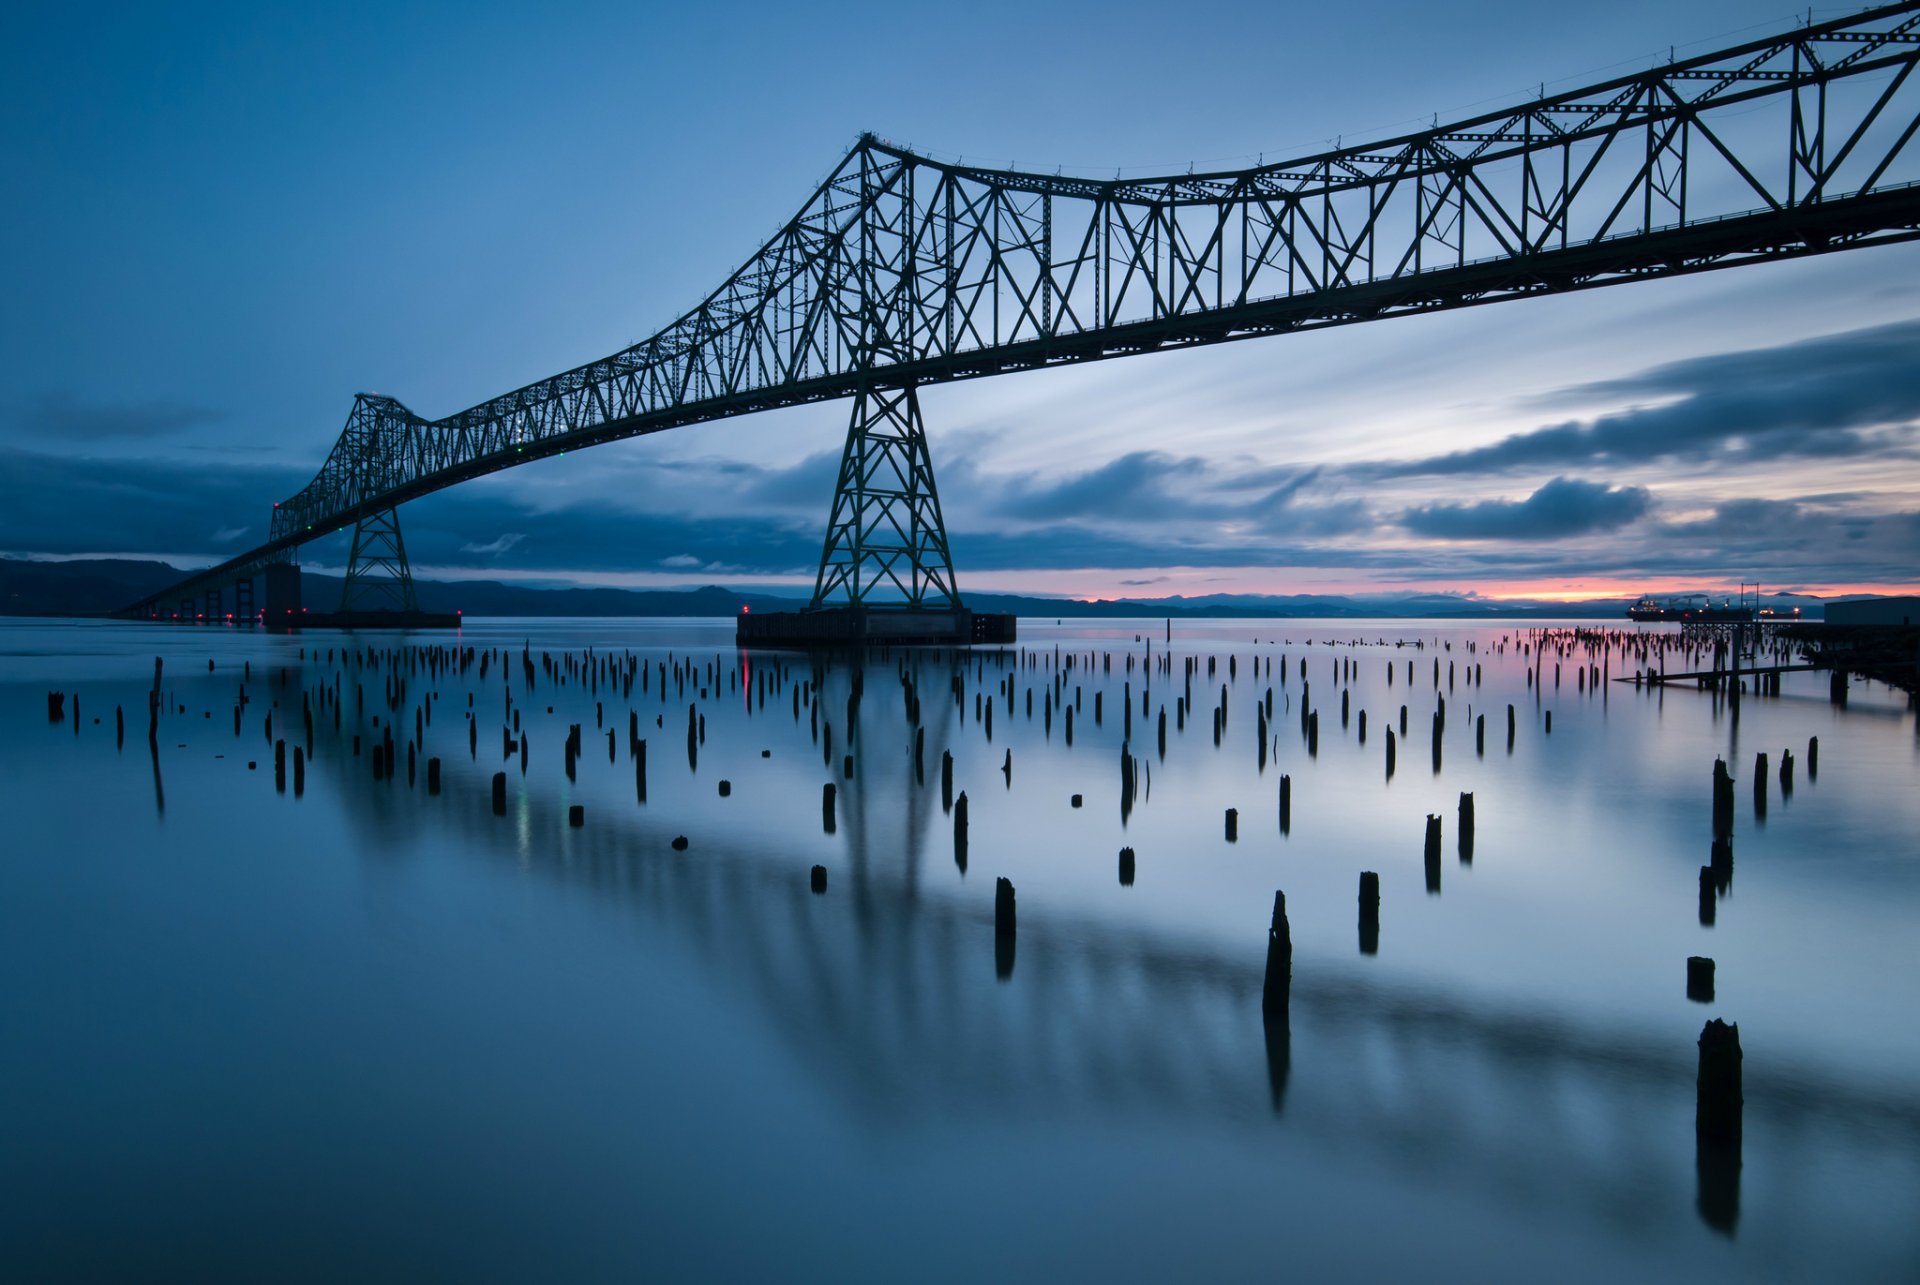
left=21, top=617, right=1920, bottom=1278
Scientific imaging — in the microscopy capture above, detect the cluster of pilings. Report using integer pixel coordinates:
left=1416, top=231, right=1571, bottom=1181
left=57, top=617, right=1884, bottom=1243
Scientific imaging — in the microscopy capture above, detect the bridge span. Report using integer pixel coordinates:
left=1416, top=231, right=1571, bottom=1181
left=123, top=3, right=1920, bottom=626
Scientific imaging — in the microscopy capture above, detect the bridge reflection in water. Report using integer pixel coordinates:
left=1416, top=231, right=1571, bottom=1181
left=301, top=647, right=1920, bottom=1265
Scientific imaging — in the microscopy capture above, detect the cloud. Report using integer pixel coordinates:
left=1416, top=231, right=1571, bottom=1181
left=1401, top=477, right=1653, bottom=540
left=10, top=393, right=224, bottom=443
left=0, top=448, right=302, bottom=556
left=459, top=533, right=526, bottom=556
left=998, top=451, right=1216, bottom=522
left=1372, top=318, right=1920, bottom=477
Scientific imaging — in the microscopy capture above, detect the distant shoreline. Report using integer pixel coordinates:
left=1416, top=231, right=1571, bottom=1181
left=2, top=555, right=1869, bottom=622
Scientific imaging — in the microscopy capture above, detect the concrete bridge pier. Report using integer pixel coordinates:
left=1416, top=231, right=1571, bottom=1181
left=264, top=563, right=302, bottom=626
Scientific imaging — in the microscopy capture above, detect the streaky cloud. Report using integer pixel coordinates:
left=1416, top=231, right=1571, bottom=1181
left=1401, top=477, right=1652, bottom=540
left=1370, top=317, right=1920, bottom=477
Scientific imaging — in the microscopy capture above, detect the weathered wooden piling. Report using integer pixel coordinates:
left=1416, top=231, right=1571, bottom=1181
left=1698, top=865, right=1717, bottom=925
left=954, top=791, right=969, bottom=867
left=822, top=781, right=837, bottom=833
left=671, top=835, right=689, bottom=851
left=1424, top=814, right=1442, bottom=893
left=568, top=804, right=585, bottom=828
left=1359, top=871, right=1380, bottom=955
left=994, top=875, right=1016, bottom=938
left=491, top=771, right=507, bottom=815
left=1261, top=890, right=1292, bottom=1021
left=1225, top=808, right=1239, bottom=842
left=293, top=746, right=305, bottom=795
left=718, top=779, right=732, bottom=797
left=1687, top=956, right=1716, bottom=1002
left=1458, top=791, right=1474, bottom=859
left=811, top=864, right=827, bottom=894
left=1278, top=774, right=1291, bottom=834
left=1385, top=728, right=1397, bottom=776
left=427, top=756, right=441, bottom=794
left=1475, top=714, right=1484, bottom=755
left=1807, top=735, right=1818, bottom=778
left=1119, top=846, right=1135, bottom=886
left=1752, top=752, right=1767, bottom=814
left=1712, top=758, right=1735, bottom=836
left=1696, top=1019, right=1743, bottom=1144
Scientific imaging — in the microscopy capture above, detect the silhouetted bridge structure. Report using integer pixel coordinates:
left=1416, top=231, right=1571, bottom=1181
left=123, top=3, right=1920, bottom=637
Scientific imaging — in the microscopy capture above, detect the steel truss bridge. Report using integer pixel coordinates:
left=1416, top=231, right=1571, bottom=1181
left=126, top=3, right=1920, bottom=622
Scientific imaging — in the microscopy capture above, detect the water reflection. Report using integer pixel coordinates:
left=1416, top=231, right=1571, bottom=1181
left=7, top=617, right=1920, bottom=1279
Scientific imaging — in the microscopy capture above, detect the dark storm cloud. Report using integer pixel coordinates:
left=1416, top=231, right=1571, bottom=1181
left=1401, top=477, right=1652, bottom=540
left=9, top=393, right=224, bottom=443
left=1371, top=318, right=1920, bottom=477
left=0, top=448, right=302, bottom=554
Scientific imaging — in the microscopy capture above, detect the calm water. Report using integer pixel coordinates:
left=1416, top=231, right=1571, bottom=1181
left=3, top=615, right=1917, bottom=1281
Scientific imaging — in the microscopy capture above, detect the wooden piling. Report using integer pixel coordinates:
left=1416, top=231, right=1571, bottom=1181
left=491, top=771, right=507, bottom=815
left=811, top=864, right=827, bottom=894
left=1119, top=846, right=1135, bottom=886
left=1424, top=814, right=1442, bottom=893
left=1696, top=1020, right=1743, bottom=1144
left=1687, top=956, right=1716, bottom=1003
left=1359, top=871, right=1380, bottom=955
left=954, top=791, right=969, bottom=867
left=1261, top=890, right=1292, bottom=1021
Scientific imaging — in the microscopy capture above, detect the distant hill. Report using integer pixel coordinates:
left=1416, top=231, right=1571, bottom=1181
left=0, top=555, right=1841, bottom=621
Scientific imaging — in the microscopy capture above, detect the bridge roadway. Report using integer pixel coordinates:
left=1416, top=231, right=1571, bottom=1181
left=125, top=3, right=1920, bottom=617
left=275, top=656, right=1920, bottom=1254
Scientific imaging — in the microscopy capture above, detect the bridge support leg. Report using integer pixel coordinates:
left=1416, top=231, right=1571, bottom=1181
left=340, top=507, right=420, bottom=615
left=810, top=379, right=959, bottom=610
left=234, top=575, right=255, bottom=622
left=203, top=587, right=221, bottom=620
left=264, top=562, right=302, bottom=625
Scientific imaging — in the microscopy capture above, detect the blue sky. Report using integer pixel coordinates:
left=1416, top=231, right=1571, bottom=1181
left=3, top=0, right=1917, bottom=599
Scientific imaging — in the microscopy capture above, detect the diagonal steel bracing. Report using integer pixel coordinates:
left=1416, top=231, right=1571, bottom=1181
left=127, top=2, right=1920, bottom=616
left=811, top=377, right=958, bottom=610
left=340, top=508, right=419, bottom=614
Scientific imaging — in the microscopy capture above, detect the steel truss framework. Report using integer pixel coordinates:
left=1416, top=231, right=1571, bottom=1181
left=812, top=369, right=959, bottom=609
left=340, top=508, right=419, bottom=614
left=128, top=2, right=1920, bottom=615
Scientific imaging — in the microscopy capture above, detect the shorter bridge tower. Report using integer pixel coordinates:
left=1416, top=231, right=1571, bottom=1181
left=340, top=508, right=420, bottom=614
left=810, top=375, right=959, bottom=611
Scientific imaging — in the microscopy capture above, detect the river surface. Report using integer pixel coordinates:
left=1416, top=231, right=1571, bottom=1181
left=2, top=615, right=1916, bottom=1281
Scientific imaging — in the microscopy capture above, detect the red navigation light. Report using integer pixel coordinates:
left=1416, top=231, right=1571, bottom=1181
left=742, top=605, right=750, bottom=614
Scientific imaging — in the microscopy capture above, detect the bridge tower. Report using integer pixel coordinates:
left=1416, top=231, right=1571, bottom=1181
left=810, top=374, right=959, bottom=611
left=340, top=507, right=420, bottom=615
